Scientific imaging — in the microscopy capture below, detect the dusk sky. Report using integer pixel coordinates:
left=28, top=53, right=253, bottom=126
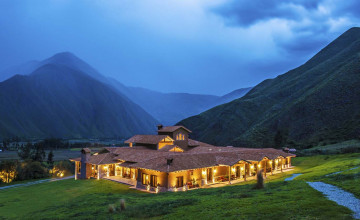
left=0, top=0, right=359, bottom=95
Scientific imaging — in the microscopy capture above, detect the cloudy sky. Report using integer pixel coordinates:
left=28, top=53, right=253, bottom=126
left=0, top=0, right=359, bottom=95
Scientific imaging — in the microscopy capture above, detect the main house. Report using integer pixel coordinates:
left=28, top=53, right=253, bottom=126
left=70, top=125, right=295, bottom=193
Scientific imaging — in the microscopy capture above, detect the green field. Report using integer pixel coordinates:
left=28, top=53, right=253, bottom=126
left=0, top=149, right=81, bottom=161
left=0, top=153, right=359, bottom=219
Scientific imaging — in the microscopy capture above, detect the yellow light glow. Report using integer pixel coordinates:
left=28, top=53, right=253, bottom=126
left=258, top=164, right=261, bottom=168
left=231, top=167, right=235, bottom=172
left=214, top=169, right=217, bottom=173
left=242, top=167, right=245, bottom=171
left=146, top=185, right=150, bottom=191
left=183, top=186, right=186, bottom=191
left=270, top=161, right=272, bottom=164
left=155, top=187, right=159, bottom=193
left=174, top=188, right=178, bottom=192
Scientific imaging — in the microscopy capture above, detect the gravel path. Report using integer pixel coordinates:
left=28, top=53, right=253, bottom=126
left=0, top=175, right=74, bottom=190
left=307, top=181, right=360, bottom=219
left=325, top=166, right=360, bottom=176
left=284, top=173, right=302, bottom=181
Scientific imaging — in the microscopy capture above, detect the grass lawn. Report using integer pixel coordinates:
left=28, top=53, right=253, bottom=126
left=0, top=153, right=359, bottom=219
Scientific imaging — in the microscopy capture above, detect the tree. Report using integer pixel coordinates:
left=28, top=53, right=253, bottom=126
left=47, top=150, right=54, bottom=168
left=31, top=143, right=46, bottom=162
left=18, top=142, right=32, bottom=160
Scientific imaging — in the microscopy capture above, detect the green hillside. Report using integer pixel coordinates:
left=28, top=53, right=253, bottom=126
left=179, top=27, right=360, bottom=148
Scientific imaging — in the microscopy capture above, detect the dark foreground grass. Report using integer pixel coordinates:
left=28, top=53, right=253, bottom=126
left=0, top=153, right=359, bottom=219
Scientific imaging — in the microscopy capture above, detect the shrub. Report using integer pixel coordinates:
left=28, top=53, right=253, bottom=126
left=16, top=161, right=49, bottom=181
left=254, top=169, right=264, bottom=189
left=52, top=160, right=74, bottom=177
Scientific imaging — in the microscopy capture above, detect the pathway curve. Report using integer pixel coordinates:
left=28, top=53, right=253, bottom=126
left=325, top=166, right=360, bottom=176
left=307, top=181, right=360, bottom=219
left=0, top=175, right=74, bottom=190
left=284, top=173, right=302, bottom=181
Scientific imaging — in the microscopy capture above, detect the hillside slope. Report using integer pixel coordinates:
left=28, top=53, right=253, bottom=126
left=179, top=27, right=360, bottom=148
left=0, top=64, right=158, bottom=139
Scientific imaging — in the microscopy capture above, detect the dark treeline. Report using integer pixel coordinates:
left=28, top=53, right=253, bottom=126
left=1, top=138, right=106, bottom=151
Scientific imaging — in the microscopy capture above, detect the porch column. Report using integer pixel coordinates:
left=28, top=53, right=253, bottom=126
left=97, top=165, right=100, bottom=180
left=75, top=162, right=78, bottom=180
left=264, top=160, right=267, bottom=177
left=228, top=166, right=231, bottom=184
left=270, top=160, right=273, bottom=175
left=289, top=157, right=292, bottom=167
left=244, top=164, right=247, bottom=181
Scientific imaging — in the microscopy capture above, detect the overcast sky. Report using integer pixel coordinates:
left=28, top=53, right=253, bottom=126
left=0, top=0, right=359, bottom=95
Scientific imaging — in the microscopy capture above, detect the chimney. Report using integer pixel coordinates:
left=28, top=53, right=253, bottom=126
left=81, top=148, right=91, bottom=162
left=167, top=158, right=173, bottom=172
left=157, top=124, right=163, bottom=131
left=167, top=158, right=173, bottom=165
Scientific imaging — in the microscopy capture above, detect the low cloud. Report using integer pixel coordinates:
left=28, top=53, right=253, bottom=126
left=213, top=0, right=360, bottom=57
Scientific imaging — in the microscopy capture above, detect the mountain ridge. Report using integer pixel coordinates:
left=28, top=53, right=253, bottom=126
left=178, top=27, right=360, bottom=148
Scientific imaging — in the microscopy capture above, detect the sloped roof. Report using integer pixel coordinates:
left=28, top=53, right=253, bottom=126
left=86, top=153, right=118, bottom=165
left=71, top=143, right=295, bottom=172
left=124, top=135, right=171, bottom=144
left=158, top=126, right=191, bottom=133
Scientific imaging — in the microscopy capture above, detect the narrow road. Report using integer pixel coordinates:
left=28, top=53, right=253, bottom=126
left=307, top=181, right=360, bottom=219
left=0, top=175, right=74, bottom=190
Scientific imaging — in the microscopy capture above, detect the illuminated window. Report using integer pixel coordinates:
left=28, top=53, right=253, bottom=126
left=176, top=133, right=185, bottom=140
left=150, top=175, right=157, bottom=187
left=78, top=162, right=81, bottom=174
left=142, top=173, right=149, bottom=185
left=176, top=176, right=184, bottom=187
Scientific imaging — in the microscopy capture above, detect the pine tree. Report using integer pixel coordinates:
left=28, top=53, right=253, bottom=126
left=47, top=150, right=54, bottom=168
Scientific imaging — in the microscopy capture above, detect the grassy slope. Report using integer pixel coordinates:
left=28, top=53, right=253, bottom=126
left=179, top=27, right=360, bottom=148
left=0, top=153, right=359, bottom=219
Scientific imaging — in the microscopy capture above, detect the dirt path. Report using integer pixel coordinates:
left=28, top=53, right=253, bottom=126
left=0, top=175, right=74, bottom=190
left=307, top=181, right=360, bottom=219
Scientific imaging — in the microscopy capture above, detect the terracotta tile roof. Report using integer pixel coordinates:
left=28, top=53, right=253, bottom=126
left=187, top=139, right=216, bottom=148
left=124, top=135, right=171, bottom=144
left=158, top=126, right=191, bottom=133
left=81, top=148, right=91, bottom=153
left=69, top=157, right=81, bottom=162
left=130, top=148, right=295, bottom=172
left=86, top=153, right=118, bottom=165
left=72, top=143, right=295, bottom=172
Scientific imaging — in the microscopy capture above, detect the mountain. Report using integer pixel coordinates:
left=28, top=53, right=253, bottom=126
left=0, top=60, right=40, bottom=82
left=178, top=27, right=360, bottom=148
left=218, top=87, right=253, bottom=104
left=0, top=52, right=252, bottom=125
left=108, top=81, right=252, bottom=125
left=0, top=64, right=158, bottom=139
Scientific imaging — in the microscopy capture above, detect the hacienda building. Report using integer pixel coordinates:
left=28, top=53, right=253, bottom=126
left=70, top=125, right=295, bottom=193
